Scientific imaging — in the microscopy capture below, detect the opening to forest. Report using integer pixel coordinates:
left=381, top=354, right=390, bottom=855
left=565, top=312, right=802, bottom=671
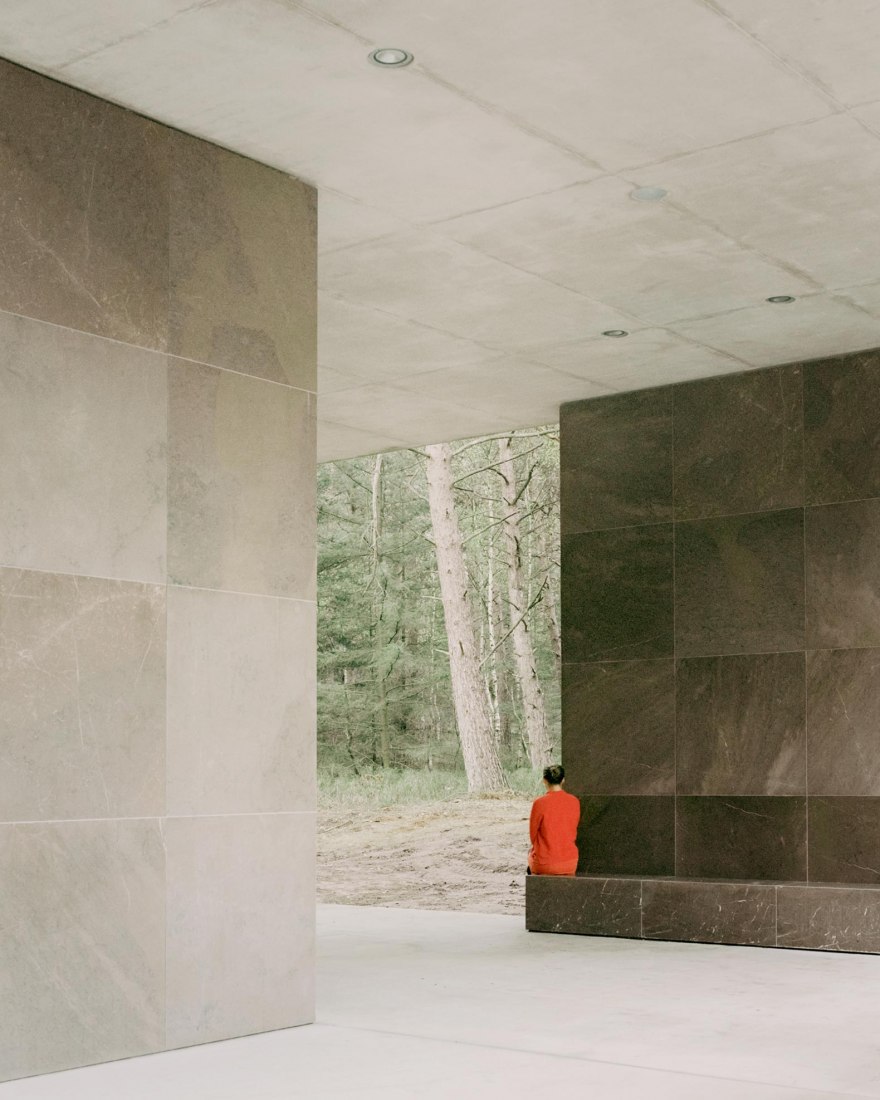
left=317, top=427, right=561, bottom=915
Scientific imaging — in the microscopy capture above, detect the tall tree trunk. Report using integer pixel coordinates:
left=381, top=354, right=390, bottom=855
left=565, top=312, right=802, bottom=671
left=497, top=437, right=552, bottom=769
left=425, top=443, right=505, bottom=793
left=541, top=532, right=563, bottom=678
left=485, top=527, right=502, bottom=745
left=371, top=453, right=391, bottom=768
left=495, top=650, right=513, bottom=749
left=491, top=541, right=513, bottom=749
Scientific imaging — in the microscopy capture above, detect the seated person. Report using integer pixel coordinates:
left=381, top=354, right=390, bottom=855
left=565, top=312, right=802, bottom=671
left=528, top=764, right=580, bottom=876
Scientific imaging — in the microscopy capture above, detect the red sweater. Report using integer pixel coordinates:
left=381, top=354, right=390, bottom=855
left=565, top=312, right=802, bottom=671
left=529, top=790, right=580, bottom=875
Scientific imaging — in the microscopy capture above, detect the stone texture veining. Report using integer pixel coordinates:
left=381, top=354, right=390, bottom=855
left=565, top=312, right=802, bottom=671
left=169, top=130, right=316, bottom=389
left=527, top=874, right=641, bottom=937
left=804, top=349, right=880, bottom=505
left=807, top=648, right=880, bottom=796
left=676, top=652, right=806, bottom=796
left=578, top=796, right=675, bottom=876
left=167, top=359, right=316, bottom=600
left=0, top=568, right=165, bottom=821
left=777, top=885, right=880, bottom=952
left=554, top=351, right=880, bottom=952
left=0, top=57, right=317, bottom=1081
left=673, top=365, right=804, bottom=520
left=676, top=796, right=807, bottom=880
left=0, top=63, right=169, bottom=350
left=165, top=813, right=315, bottom=1048
left=527, top=875, right=880, bottom=955
left=674, top=509, right=805, bottom=657
left=0, top=820, right=165, bottom=1081
left=563, top=660, right=675, bottom=795
left=805, top=498, right=880, bottom=649
left=641, top=880, right=777, bottom=946
left=560, top=387, right=672, bottom=534
left=166, top=587, right=316, bottom=815
left=808, top=798, right=880, bottom=884
left=561, top=524, right=674, bottom=661
left=0, top=311, right=168, bottom=584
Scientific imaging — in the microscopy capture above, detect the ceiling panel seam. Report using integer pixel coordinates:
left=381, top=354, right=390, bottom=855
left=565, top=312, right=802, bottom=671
left=53, top=0, right=222, bottom=73
left=695, top=0, right=849, bottom=111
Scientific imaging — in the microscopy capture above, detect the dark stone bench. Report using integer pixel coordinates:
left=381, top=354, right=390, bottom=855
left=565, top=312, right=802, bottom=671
left=526, top=874, right=880, bottom=954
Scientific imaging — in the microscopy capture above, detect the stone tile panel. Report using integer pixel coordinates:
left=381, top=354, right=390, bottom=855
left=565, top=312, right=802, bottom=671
left=676, top=653, right=806, bottom=796
left=170, top=131, right=316, bottom=389
left=167, top=587, right=316, bottom=815
left=808, top=797, right=880, bottom=884
left=526, top=874, right=642, bottom=937
left=561, top=525, right=674, bottom=662
left=578, top=796, right=675, bottom=877
left=642, top=880, right=777, bottom=946
left=560, top=388, right=672, bottom=534
left=0, top=569, right=165, bottom=822
left=0, top=60, right=169, bottom=348
left=676, top=796, right=807, bottom=880
left=0, top=312, right=167, bottom=583
left=167, top=359, right=316, bottom=599
left=807, top=648, right=880, bottom=796
left=165, top=813, right=315, bottom=1049
left=673, top=365, right=803, bottom=520
left=563, top=660, right=675, bottom=795
left=0, top=820, right=165, bottom=1082
left=805, top=499, right=880, bottom=649
left=804, top=349, right=880, bottom=505
left=675, top=509, right=805, bottom=657
left=777, top=885, right=880, bottom=952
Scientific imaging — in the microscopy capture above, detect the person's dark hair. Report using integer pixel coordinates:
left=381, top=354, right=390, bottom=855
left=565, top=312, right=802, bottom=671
left=543, top=764, right=565, bottom=785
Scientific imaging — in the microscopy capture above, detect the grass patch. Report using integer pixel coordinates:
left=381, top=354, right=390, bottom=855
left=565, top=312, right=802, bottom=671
left=318, top=766, right=541, bottom=812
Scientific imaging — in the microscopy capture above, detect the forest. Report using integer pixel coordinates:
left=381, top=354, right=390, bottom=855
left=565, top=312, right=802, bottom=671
left=317, top=428, right=562, bottom=795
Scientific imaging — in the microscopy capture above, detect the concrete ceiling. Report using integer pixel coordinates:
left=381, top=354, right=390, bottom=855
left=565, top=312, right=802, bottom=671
left=3, top=1, right=880, bottom=460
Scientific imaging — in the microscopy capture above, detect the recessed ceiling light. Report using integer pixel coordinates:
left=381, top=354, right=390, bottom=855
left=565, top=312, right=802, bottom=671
left=766, top=295, right=796, bottom=304
left=602, top=329, right=629, bottom=338
left=368, top=47, right=413, bottom=67
left=630, top=186, right=668, bottom=202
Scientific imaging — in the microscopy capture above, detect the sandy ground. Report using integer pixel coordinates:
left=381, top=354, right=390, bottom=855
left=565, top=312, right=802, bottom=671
left=317, top=795, right=533, bottom=915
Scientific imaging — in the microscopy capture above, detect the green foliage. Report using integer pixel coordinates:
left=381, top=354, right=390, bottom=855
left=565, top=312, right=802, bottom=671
left=317, top=429, right=561, bottom=779
left=318, top=766, right=542, bottom=812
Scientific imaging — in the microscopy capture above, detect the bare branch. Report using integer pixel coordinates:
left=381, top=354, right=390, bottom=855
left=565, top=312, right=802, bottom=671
left=452, top=443, right=545, bottom=487
left=478, top=578, right=548, bottom=668
left=451, top=429, right=553, bottom=458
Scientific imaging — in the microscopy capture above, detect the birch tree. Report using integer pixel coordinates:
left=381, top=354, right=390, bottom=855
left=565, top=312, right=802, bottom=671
left=425, top=442, right=506, bottom=792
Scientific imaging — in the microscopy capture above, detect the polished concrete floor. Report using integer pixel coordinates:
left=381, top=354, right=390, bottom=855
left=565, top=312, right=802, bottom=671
left=4, top=904, right=880, bottom=1099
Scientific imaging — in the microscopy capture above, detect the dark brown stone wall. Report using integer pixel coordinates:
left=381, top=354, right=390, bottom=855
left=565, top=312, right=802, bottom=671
left=526, top=875, right=880, bottom=954
left=560, top=350, right=880, bottom=885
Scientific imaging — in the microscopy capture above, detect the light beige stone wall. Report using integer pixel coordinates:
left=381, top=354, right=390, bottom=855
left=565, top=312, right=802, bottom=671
left=0, top=59, right=316, bottom=1081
